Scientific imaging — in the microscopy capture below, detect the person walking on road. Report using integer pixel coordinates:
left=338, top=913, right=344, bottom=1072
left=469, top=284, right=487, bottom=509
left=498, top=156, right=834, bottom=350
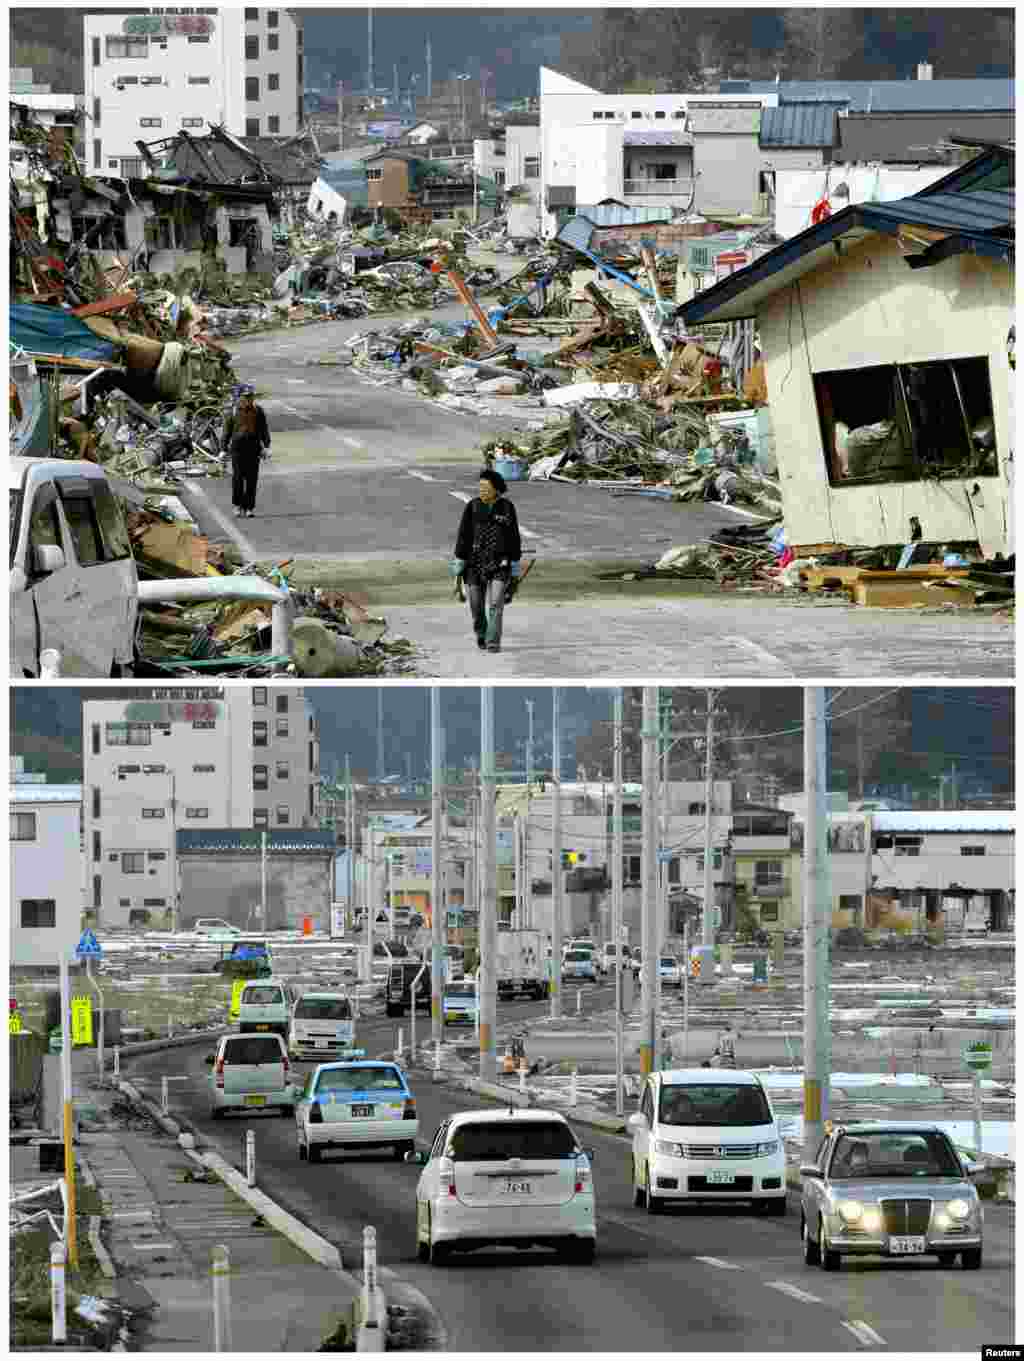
left=450, top=468, right=522, bottom=653
left=224, top=386, right=271, bottom=517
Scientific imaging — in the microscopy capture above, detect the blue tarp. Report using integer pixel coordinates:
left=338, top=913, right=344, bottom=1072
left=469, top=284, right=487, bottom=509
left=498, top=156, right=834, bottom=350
left=10, top=304, right=119, bottom=362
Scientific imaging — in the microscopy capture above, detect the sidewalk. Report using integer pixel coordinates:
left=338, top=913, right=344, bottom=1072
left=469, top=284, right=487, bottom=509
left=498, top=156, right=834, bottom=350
left=27, top=1046, right=360, bottom=1352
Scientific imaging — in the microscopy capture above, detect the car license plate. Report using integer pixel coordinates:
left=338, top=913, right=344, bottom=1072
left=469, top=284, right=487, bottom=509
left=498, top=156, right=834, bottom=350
left=255, top=1023, right=269, bottom=1031
left=707, top=1170, right=735, bottom=1184
left=243, top=1095, right=266, bottom=1106
left=889, top=1236, right=926, bottom=1255
left=503, top=1180, right=533, bottom=1194
left=351, top=1104, right=374, bottom=1118
left=315, top=1039, right=329, bottom=1048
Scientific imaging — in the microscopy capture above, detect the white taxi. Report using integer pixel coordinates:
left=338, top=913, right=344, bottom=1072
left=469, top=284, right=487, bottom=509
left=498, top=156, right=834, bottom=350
left=295, top=1060, right=417, bottom=1164
left=411, top=1108, right=596, bottom=1265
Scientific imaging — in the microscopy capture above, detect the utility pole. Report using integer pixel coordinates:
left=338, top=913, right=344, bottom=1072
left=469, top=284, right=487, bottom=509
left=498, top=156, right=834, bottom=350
left=345, top=753, right=353, bottom=928
left=431, top=689, right=443, bottom=1045
left=376, top=691, right=384, bottom=785
left=525, top=699, right=534, bottom=933
left=613, top=688, right=625, bottom=1113
left=426, top=37, right=433, bottom=98
left=367, top=7, right=375, bottom=95
left=393, top=63, right=399, bottom=109
left=479, top=688, right=496, bottom=1080
left=803, top=687, right=832, bottom=1161
left=337, top=80, right=344, bottom=153
left=701, top=689, right=718, bottom=947
left=550, top=688, right=563, bottom=1018
left=641, top=687, right=659, bottom=1073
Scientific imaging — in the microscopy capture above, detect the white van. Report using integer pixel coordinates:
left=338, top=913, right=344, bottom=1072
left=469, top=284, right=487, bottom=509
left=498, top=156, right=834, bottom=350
left=289, top=990, right=362, bottom=1061
left=10, top=457, right=139, bottom=678
left=237, top=978, right=295, bottom=1041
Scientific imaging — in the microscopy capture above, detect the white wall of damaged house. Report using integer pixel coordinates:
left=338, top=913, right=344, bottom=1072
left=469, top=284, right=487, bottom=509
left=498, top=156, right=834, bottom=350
left=758, top=231, right=1012, bottom=553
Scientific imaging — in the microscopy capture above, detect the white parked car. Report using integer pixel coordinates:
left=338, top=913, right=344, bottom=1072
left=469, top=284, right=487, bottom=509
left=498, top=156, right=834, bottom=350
left=207, top=1032, right=296, bottom=1120
left=562, top=950, right=598, bottom=982
left=289, top=990, right=362, bottom=1061
left=193, top=918, right=241, bottom=939
left=295, top=1060, right=418, bottom=1164
left=658, top=956, right=682, bottom=988
left=411, top=1109, right=596, bottom=1265
left=627, top=1069, right=787, bottom=1214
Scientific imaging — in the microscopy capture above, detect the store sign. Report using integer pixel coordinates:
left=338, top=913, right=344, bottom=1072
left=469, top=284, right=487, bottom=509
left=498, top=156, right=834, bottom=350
left=123, top=14, right=215, bottom=37
left=71, top=995, right=93, bottom=1046
left=124, top=701, right=223, bottom=723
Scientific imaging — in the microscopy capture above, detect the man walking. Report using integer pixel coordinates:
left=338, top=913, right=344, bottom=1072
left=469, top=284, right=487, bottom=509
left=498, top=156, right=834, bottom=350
left=224, top=386, right=271, bottom=518
left=450, top=468, right=522, bottom=654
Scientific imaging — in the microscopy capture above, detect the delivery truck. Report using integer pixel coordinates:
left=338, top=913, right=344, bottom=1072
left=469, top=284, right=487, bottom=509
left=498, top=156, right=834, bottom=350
left=495, top=928, right=548, bottom=1000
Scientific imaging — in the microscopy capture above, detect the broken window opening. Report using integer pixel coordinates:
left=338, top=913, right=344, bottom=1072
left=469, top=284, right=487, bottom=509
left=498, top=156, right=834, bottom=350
left=71, top=213, right=126, bottom=251
left=815, top=356, right=998, bottom=488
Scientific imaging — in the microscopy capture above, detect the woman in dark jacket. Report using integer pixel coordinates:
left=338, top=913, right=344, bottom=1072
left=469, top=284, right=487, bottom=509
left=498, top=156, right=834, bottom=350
left=223, top=386, right=271, bottom=517
left=451, top=467, right=522, bottom=653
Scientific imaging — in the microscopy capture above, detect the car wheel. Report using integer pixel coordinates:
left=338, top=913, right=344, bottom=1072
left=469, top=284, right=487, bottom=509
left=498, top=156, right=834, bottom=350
left=936, top=1251, right=958, bottom=1266
left=298, top=1136, right=307, bottom=1161
left=645, top=1167, right=662, bottom=1215
left=802, top=1213, right=820, bottom=1266
left=428, top=1222, right=450, bottom=1266
left=308, top=1142, right=322, bottom=1165
left=760, top=1196, right=788, bottom=1216
left=631, top=1157, right=646, bottom=1208
left=385, top=1003, right=398, bottom=1018
left=961, top=1247, right=982, bottom=1270
left=279, top=1104, right=291, bottom=1118
left=819, top=1216, right=840, bottom=1271
left=563, top=1238, right=595, bottom=1264
left=210, top=1106, right=224, bottom=1121
left=394, top=1141, right=412, bottom=1161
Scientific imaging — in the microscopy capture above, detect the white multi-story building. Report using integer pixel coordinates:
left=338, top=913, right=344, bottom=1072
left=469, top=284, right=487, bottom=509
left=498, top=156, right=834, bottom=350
left=83, top=7, right=304, bottom=178
left=81, top=686, right=319, bottom=927
left=11, top=782, right=84, bottom=967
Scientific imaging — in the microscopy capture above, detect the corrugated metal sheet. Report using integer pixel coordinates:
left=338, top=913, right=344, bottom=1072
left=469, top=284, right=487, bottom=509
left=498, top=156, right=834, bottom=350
left=555, top=214, right=597, bottom=253
left=760, top=103, right=840, bottom=149
left=865, top=188, right=1013, bottom=234
left=575, top=203, right=674, bottom=226
left=623, top=129, right=693, bottom=147
left=872, top=812, right=1014, bottom=834
left=732, top=78, right=1014, bottom=113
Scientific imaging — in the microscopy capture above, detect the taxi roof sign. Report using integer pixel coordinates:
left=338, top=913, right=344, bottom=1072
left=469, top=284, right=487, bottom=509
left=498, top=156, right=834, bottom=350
left=75, top=929, right=102, bottom=958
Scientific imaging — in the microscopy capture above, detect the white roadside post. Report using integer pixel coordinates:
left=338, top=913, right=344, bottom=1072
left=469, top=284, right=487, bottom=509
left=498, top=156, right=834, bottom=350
left=162, top=1077, right=169, bottom=1114
left=570, top=1066, right=578, bottom=1109
left=409, top=960, right=428, bottom=1064
left=113, top=1046, right=120, bottom=1079
left=246, top=1130, right=256, bottom=1188
left=50, top=1241, right=66, bottom=1344
left=362, top=1226, right=380, bottom=1331
left=683, top=919, right=690, bottom=1064
left=212, top=1244, right=232, bottom=1351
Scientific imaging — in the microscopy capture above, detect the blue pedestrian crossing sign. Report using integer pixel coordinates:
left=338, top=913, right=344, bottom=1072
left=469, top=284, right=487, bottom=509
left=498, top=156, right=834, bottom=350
left=75, top=929, right=102, bottom=959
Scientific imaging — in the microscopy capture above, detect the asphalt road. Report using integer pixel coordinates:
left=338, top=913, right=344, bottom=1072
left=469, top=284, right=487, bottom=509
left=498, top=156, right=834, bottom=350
left=176, top=307, right=1014, bottom=679
left=123, top=999, right=1014, bottom=1353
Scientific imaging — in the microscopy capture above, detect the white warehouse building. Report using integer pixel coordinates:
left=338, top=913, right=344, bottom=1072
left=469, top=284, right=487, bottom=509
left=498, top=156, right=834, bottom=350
left=83, top=7, right=304, bottom=178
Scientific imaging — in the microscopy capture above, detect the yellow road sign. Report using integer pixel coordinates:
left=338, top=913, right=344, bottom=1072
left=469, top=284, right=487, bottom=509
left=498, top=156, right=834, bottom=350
left=229, top=978, right=248, bottom=1022
left=9, top=1012, right=23, bottom=1034
left=71, top=995, right=94, bottom=1046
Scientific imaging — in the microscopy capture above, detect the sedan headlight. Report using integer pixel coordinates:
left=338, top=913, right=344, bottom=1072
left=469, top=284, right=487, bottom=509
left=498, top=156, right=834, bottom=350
left=655, top=1139, right=684, bottom=1157
left=755, top=1141, right=779, bottom=1156
left=837, top=1199, right=865, bottom=1223
left=946, top=1198, right=971, bottom=1221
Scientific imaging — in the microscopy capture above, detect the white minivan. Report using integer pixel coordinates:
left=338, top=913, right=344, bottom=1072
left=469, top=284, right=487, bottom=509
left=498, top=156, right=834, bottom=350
left=237, top=978, right=295, bottom=1041
left=289, top=990, right=362, bottom=1061
left=10, top=457, right=139, bottom=677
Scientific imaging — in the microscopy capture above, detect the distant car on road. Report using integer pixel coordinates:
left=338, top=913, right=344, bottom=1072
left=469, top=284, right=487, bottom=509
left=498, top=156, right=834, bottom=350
left=442, top=980, right=479, bottom=1027
left=410, top=1108, right=596, bottom=1264
left=658, top=956, right=682, bottom=988
left=295, top=1060, right=418, bottom=1164
left=800, top=1123, right=984, bottom=1271
left=193, top=918, right=241, bottom=939
left=206, top=1032, right=295, bottom=1120
left=562, top=950, right=597, bottom=982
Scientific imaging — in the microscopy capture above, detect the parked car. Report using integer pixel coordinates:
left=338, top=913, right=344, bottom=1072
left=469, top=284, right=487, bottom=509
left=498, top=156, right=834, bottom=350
left=627, top=1069, right=787, bottom=1214
left=295, top=1060, right=418, bottom=1164
left=800, top=1123, right=984, bottom=1271
left=385, top=958, right=431, bottom=1017
left=212, top=937, right=272, bottom=976
left=237, top=977, right=296, bottom=1040
left=193, top=918, right=241, bottom=939
left=658, top=956, right=682, bottom=988
left=442, top=980, right=479, bottom=1027
left=289, top=990, right=363, bottom=1062
left=10, top=457, right=138, bottom=678
left=562, top=950, right=598, bottom=982
left=206, top=1032, right=295, bottom=1120
left=410, top=1108, right=596, bottom=1264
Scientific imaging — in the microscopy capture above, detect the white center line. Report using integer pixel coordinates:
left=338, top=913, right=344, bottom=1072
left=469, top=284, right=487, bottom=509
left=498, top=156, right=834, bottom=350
left=841, top=1320, right=886, bottom=1347
left=723, top=635, right=792, bottom=672
left=408, top=471, right=437, bottom=482
left=766, top=1281, right=824, bottom=1305
left=131, top=1242, right=176, bottom=1252
left=286, top=378, right=307, bottom=384
left=694, top=1256, right=743, bottom=1269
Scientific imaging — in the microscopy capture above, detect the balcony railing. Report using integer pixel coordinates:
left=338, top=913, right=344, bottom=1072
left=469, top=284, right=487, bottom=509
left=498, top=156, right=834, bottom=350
left=624, top=178, right=695, bottom=197
left=751, top=879, right=789, bottom=898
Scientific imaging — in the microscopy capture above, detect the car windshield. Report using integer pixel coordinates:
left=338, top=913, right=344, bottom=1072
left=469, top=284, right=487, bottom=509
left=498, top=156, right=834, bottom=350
left=660, top=957, right=676, bottom=967
left=223, top=1037, right=282, bottom=1065
left=316, top=1066, right=404, bottom=1094
left=448, top=1120, right=577, bottom=1161
left=445, top=986, right=477, bottom=999
left=242, top=986, right=284, bottom=1005
left=295, top=997, right=351, bottom=1020
left=659, top=1084, right=773, bottom=1127
left=565, top=952, right=591, bottom=962
left=830, top=1132, right=962, bottom=1179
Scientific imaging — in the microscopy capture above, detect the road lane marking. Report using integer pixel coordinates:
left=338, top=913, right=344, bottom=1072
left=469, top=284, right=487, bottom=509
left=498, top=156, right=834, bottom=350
left=130, top=1242, right=176, bottom=1251
left=724, top=635, right=791, bottom=672
left=286, top=378, right=307, bottom=384
left=341, top=434, right=365, bottom=450
left=184, top=480, right=256, bottom=559
left=694, top=1256, right=743, bottom=1269
left=766, top=1281, right=824, bottom=1305
left=408, top=471, right=438, bottom=482
left=841, top=1321, right=886, bottom=1347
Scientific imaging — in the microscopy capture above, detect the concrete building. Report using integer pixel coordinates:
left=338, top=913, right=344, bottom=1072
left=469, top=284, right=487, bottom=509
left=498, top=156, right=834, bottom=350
left=81, top=687, right=319, bottom=928
left=83, top=7, right=304, bottom=178
left=11, top=782, right=83, bottom=967
left=10, top=69, right=83, bottom=176
left=177, top=829, right=335, bottom=932
left=502, top=119, right=541, bottom=236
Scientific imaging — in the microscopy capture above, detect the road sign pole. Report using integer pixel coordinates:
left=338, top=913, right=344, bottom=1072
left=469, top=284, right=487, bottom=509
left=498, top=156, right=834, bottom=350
left=59, top=954, right=77, bottom=1268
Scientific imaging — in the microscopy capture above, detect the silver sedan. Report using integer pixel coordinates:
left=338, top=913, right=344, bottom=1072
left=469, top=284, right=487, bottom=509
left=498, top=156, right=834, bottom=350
left=800, top=1123, right=984, bottom=1271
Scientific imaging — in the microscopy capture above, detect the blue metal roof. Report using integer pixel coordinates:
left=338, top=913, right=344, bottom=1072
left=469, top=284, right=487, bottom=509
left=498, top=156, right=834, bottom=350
left=720, top=79, right=1014, bottom=113
left=864, top=188, right=1013, bottom=235
left=576, top=203, right=675, bottom=226
left=177, top=830, right=336, bottom=853
left=760, top=103, right=840, bottom=149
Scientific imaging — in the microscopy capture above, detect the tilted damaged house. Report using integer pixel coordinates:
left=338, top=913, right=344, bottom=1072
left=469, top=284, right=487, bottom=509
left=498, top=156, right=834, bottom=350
left=680, top=144, right=1014, bottom=556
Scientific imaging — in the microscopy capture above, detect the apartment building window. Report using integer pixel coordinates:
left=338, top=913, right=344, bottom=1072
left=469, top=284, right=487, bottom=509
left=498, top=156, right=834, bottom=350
left=93, top=97, right=101, bottom=127
left=268, top=116, right=280, bottom=133
left=92, top=723, right=101, bottom=754
left=254, top=687, right=268, bottom=705
left=93, top=876, right=102, bottom=910
left=92, top=36, right=101, bottom=66
left=893, top=836, right=922, bottom=857
left=689, top=802, right=706, bottom=815
left=11, top=812, right=37, bottom=841
left=188, top=36, right=210, bottom=44
left=122, top=853, right=145, bottom=874
left=275, top=694, right=289, bottom=714
left=182, top=118, right=204, bottom=128
left=246, top=35, right=260, bottom=60
left=116, top=76, right=139, bottom=87
left=92, top=788, right=101, bottom=818
left=94, top=139, right=102, bottom=168
left=276, top=805, right=290, bottom=826
left=193, top=764, right=215, bottom=773
left=276, top=761, right=290, bottom=780
left=754, top=860, right=783, bottom=889
left=93, top=831, right=102, bottom=861
left=116, top=765, right=141, bottom=778
left=140, top=118, right=163, bottom=128
left=188, top=76, right=212, bottom=85
left=106, top=722, right=151, bottom=747
left=141, top=808, right=166, bottom=819
left=631, top=111, right=643, bottom=119
left=624, top=854, right=641, bottom=882
left=140, top=75, right=163, bottom=86
left=961, top=845, right=986, bottom=856
left=253, top=720, right=268, bottom=747
left=523, top=157, right=539, bottom=178
left=245, top=7, right=259, bottom=17
left=147, top=851, right=167, bottom=862
left=142, top=899, right=167, bottom=910
left=267, top=9, right=279, bottom=26
left=275, top=719, right=288, bottom=739
left=268, top=73, right=280, bottom=92
left=186, top=807, right=210, bottom=819
left=21, top=899, right=56, bottom=928
left=246, top=118, right=260, bottom=136
left=268, top=33, right=279, bottom=51
left=246, top=76, right=260, bottom=102
left=367, top=168, right=383, bottom=181
left=106, top=37, right=148, bottom=59
left=308, top=741, right=315, bottom=772
left=655, top=110, right=666, bottom=120
left=254, top=808, right=269, bottom=829
left=253, top=765, right=269, bottom=791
